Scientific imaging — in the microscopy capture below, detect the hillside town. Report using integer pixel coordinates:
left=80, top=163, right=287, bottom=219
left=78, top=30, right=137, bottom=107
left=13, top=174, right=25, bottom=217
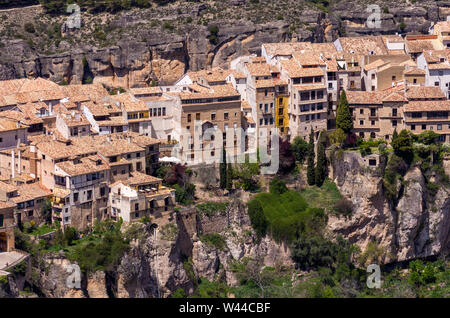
left=0, top=20, right=449, bottom=260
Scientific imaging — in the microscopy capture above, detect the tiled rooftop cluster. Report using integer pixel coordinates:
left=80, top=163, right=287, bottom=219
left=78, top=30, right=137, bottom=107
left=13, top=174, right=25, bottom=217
left=0, top=26, right=450, bottom=243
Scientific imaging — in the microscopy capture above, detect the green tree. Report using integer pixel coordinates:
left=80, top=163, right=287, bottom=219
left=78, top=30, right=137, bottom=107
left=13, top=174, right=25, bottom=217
left=247, top=200, right=268, bottom=239
left=391, top=129, right=414, bottom=163
left=392, top=128, right=398, bottom=143
left=226, top=162, right=233, bottom=191
left=292, top=136, right=309, bottom=163
left=336, top=90, right=353, bottom=134
left=307, top=129, right=316, bottom=186
left=219, top=147, right=227, bottom=189
left=315, top=136, right=327, bottom=187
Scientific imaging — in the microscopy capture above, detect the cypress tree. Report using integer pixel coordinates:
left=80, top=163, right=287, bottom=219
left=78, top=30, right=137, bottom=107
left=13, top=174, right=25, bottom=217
left=315, top=136, right=327, bottom=187
left=392, top=128, right=398, bottom=143
left=219, top=147, right=227, bottom=189
left=336, top=90, right=353, bottom=134
left=307, top=129, right=316, bottom=186
left=226, top=162, right=233, bottom=191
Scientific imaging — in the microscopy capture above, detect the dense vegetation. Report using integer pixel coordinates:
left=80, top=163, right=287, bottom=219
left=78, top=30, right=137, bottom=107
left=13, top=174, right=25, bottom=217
left=247, top=178, right=327, bottom=244
left=38, top=0, right=171, bottom=14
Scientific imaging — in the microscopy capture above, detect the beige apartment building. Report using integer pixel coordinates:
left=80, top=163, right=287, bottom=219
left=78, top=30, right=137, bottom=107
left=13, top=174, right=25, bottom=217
left=362, top=55, right=415, bottom=91
left=177, top=84, right=243, bottom=163
left=404, top=100, right=450, bottom=142
left=347, top=90, right=408, bottom=140
left=404, top=68, right=426, bottom=86
left=281, top=59, right=328, bottom=140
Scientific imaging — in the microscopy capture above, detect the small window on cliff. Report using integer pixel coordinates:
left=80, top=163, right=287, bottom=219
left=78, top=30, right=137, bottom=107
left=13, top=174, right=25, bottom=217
left=369, top=159, right=377, bottom=166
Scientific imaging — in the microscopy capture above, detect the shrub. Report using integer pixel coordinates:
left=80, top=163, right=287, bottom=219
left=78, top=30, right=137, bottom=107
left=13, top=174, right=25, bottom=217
left=333, top=197, right=353, bottom=217
left=426, top=182, right=439, bottom=197
left=173, top=183, right=195, bottom=205
left=63, top=227, right=78, bottom=246
left=269, top=177, right=288, bottom=195
left=24, top=22, right=35, bottom=33
left=200, top=233, right=227, bottom=251
left=160, top=223, right=178, bottom=241
left=291, top=235, right=337, bottom=270
left=329, top=128, right=346, bottom=146
left=140, top=216, right=152, bottom=224
left=207, top=25, right=219, bottom=45
left=163, top=22, right=174, bottom=31
left=360, top=144, right=372, bottom=157
left=196, top=202, right=228, bottom=217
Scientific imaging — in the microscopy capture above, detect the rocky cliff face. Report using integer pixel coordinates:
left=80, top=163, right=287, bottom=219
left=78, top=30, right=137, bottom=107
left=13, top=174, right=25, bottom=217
left=0, top=1, right=449, bottom=86
left=328, top=152, right=449, bottom=264
left=30, top=199, right=291, bottom=298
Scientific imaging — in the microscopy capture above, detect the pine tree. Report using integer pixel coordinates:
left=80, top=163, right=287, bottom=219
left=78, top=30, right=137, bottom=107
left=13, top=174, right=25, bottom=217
left=307, top=129, right=316, bottom=186
left=336, top=90, right=353, bottom=134
left=315, top=135, right=327, bottom=187
left=226, top=162, right=233, bottom=191
left=219, top=147, right=227, bottom=189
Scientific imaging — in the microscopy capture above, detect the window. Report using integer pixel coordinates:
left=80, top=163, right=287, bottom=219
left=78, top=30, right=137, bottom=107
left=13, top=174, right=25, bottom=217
left=392, top=76, right=396, bottom=81
left=411, top=124, right=415, bottom=130
left=264, top=89, right=268, bottom=96
left=211, top=113, right=216, bottom=120
left=87, top=190, right=92, bottom=200
left=392, top=108, right=397, bottom=117
left=196, top=113, right=200, bottom=120
left=371, top=74, right=375, bottom=80
left=360, top=109, right=364, bottom=114
left=370, top=108, right=376, bottom=116
left=224, top=112, right=229, bottom=120
left=360, top=120, right=364, bottom=125
left=135, top=203, right=139, bottom=211
left=359, top=132, right=365, bottom=138
left=100, top=187, right=106, bottom=197
left=0, top=214, right=3, bottom=227
left=135, top=212, right=139, bottom=218
left=413, top=78, right=417, bottom=84
left=422, top=124, right=426, bottom=130
left=392, top=120, right=397, bottom=127
left=371, top=86, right=375, bottom=91
left=370, top=132, right=376, bottom=139
left=371, top=120, right=375, bottom=126
left=136, top=152, right=141, bottom=158
left=28, top=210, right=33, bottom=217
left=187, top=114, right=191, bottom=122
left=435, top=82, right=439, bottom=86
left=437, top=124, right=442, bottom=130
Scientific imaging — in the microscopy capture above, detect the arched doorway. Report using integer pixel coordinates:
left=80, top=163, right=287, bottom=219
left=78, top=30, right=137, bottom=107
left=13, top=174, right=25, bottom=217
left=0, top=232, right=7, bottom=252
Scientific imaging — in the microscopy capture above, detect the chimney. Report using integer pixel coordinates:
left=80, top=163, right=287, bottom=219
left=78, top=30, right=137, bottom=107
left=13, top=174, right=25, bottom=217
left=11, top=149, right=15, bottom=179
